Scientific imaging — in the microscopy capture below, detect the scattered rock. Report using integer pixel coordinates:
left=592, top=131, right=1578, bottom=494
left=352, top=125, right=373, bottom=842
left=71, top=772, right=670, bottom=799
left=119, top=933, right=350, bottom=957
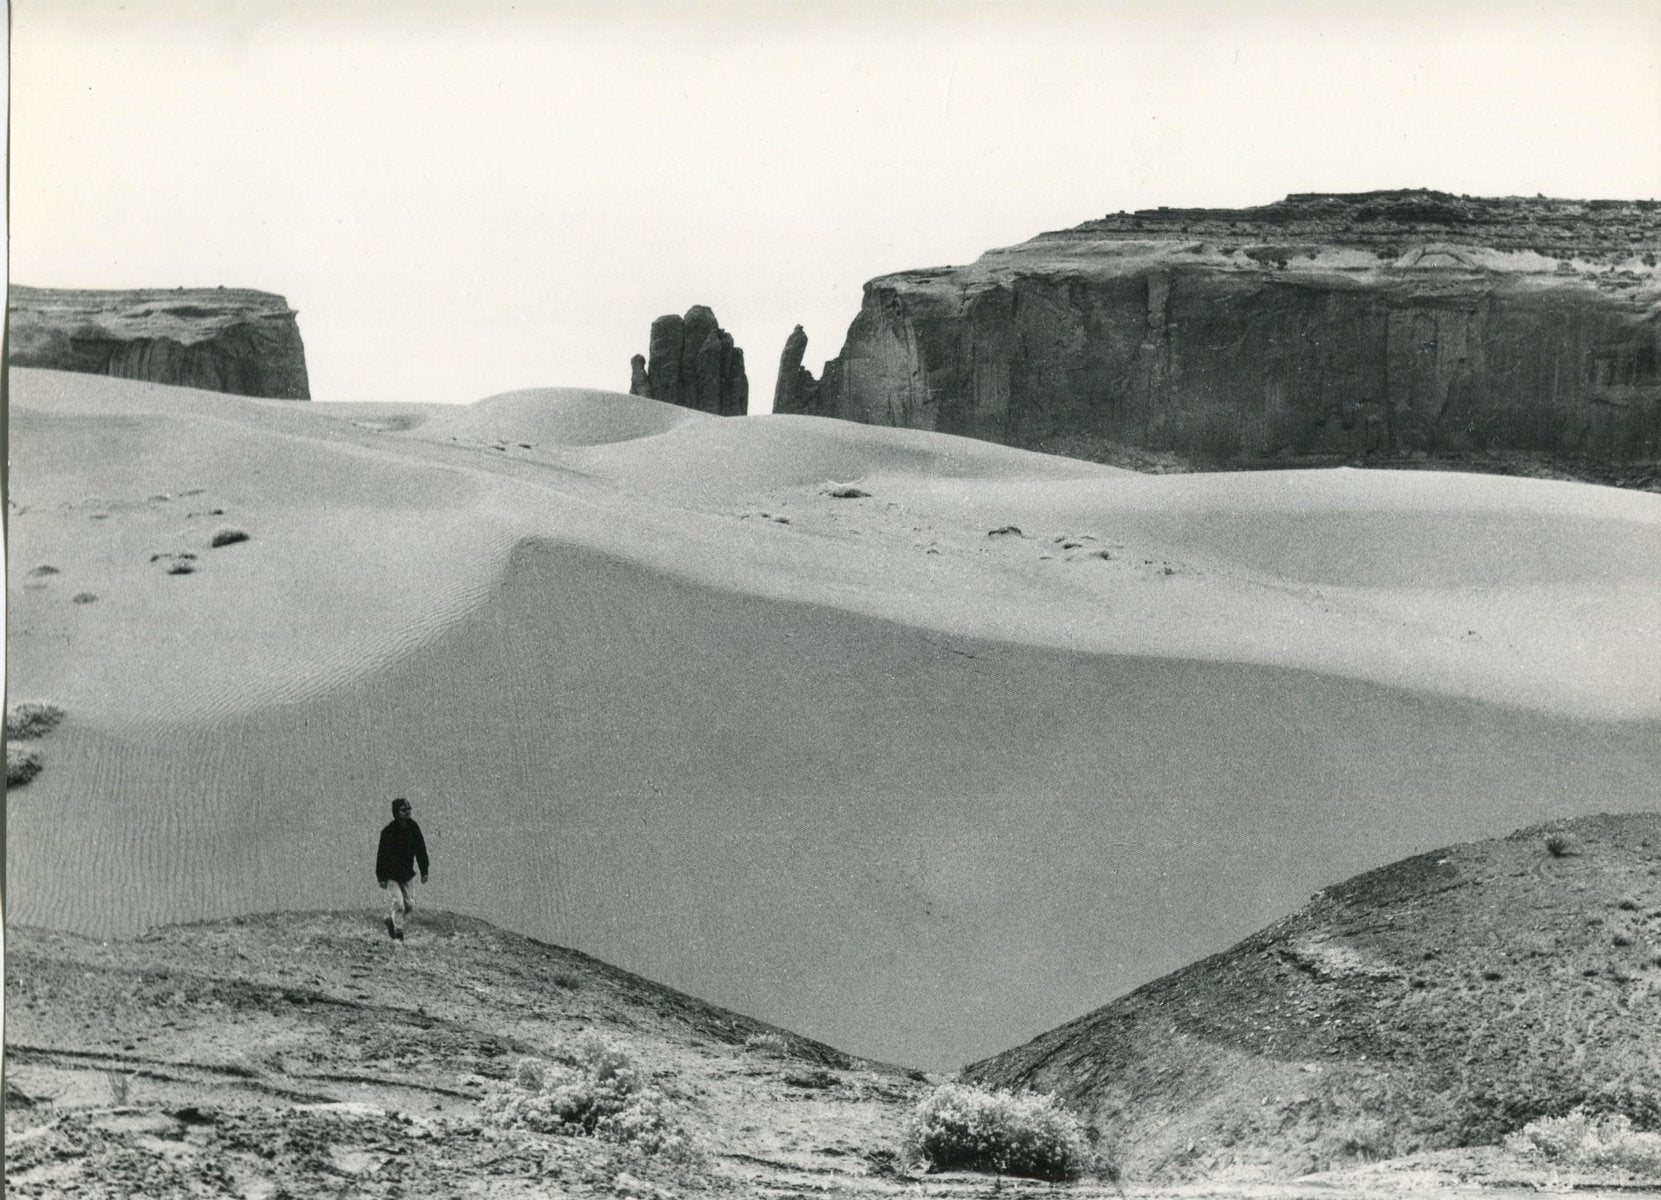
left=210, top=528, right=250, bottom=548
left=71, top=592, right=98, bottom=604
left=987, top=526, right=1022, bottom=537
left=28, top=564, right=59, bottom=577
left=783, top=1070, right=838, bottom=1090
left=825, top=485, right=870, bottom=499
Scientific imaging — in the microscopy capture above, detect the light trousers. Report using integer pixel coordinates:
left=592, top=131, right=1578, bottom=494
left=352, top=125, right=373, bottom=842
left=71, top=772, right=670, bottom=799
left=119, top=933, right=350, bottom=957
left=385, top=878, right=414, bottom=931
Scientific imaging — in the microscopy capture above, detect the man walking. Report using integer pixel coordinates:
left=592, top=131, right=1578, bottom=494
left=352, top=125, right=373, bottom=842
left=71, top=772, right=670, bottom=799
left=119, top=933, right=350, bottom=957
left=376, top=797, right=429, bottom=941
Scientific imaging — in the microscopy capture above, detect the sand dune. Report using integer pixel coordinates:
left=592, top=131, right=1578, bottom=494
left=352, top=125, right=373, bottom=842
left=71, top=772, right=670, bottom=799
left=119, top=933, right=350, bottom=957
left=7, top=368, right=1660, bottom=1067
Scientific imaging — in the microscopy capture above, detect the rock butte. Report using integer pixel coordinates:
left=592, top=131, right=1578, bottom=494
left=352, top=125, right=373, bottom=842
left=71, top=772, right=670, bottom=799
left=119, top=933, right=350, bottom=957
left=630, top=304, right=749, bottom=415
left=7, top=285, right=311, bottom=400
left=776, top=190, right=1661, bottom=472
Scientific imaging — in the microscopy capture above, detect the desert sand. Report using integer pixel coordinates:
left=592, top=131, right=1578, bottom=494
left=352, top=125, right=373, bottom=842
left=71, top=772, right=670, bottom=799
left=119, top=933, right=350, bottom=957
left=7, top=366, right=1661, bottom=1069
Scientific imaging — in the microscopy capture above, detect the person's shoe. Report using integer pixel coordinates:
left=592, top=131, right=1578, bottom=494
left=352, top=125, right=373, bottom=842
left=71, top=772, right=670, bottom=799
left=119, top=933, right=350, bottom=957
left=392, top=929, right=405, bottom=941
left=384, top=917, right=397, bottom=940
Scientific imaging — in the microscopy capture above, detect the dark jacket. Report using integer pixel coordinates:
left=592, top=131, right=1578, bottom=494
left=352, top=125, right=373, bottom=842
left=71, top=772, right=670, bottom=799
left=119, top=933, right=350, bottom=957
left=376, top=818, right=429, bottom=884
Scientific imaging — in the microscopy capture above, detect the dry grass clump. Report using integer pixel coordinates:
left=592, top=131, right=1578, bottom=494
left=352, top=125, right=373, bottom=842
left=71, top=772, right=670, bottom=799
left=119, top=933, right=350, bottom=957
left=481, top=1033, right=697, bottom=1163
left=1505, top=1109, right=1661, bottom=1177
left=6, top=702, right=66, bottom=740
left=742, top=1032, right=792, bottom=1056
left=1545, top=833, right=1576, bottom=858
left=901, top=1082, right=1096, bottom=1182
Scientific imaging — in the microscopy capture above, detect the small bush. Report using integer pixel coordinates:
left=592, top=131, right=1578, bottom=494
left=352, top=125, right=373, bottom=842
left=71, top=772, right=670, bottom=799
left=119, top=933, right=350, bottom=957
left=1545, top=834, right=1576, bottom=858
left=481, top=1034, right=696, bottom=1162
left=901, top=1082, right=1094, bottom=1182
left=7, top=745, right=44, bottom=787
left=6, top=702, right=65, bottom=740
left=1505, top=1108, right=1661, bottom=1177
left=1334, top=1114, right=1395, bottom=1161
left=210, top=527, right=250, bottom=548
left=825, top=485, right=871, bottom=499
left=743, top=1032, right=792, bottom=1056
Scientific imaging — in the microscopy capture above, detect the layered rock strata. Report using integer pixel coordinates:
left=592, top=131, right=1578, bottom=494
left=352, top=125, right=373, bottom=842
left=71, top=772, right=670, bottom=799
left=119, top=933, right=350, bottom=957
left=783, top=192, right=1661, bottom=468
left=7, top=285, right=310, bottom=399
left=629, top=305, right=748, bottom=415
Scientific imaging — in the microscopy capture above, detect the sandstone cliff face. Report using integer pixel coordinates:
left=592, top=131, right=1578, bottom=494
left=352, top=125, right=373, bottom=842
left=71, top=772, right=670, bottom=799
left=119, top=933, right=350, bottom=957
left=785, top=192, right=1661, bottom=468
left=629, top=305, right=748, bottom=415
left=7, top=286, right=310, bottom=400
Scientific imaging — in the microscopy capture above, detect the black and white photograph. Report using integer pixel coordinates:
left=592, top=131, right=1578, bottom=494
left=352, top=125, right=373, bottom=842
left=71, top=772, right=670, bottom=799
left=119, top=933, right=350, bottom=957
left=5, top=1, right=1661, bottom=1195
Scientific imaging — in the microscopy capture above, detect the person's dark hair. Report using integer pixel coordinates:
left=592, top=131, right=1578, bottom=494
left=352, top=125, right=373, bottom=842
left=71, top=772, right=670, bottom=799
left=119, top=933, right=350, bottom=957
left=392, top=797, right=410, bottom=815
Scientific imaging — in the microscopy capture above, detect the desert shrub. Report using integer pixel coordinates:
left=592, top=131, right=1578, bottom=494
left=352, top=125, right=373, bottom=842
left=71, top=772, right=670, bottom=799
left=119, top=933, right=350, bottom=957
left=7, top=745, right=44, bottom=787
left=481, top=1034, right=696, bottom=1162
left=1545, top=833, right=1576, bottom=858
left=1505, top=1108, right=1661, bottom=1177
left=1333, top=1114, right=1395, bottom=1161
left=901, top=1082, right=1094, bottom=1181
left=743, top=1032, right=791, bottom=1056
left=6, top=702, right=65, bottom=740
left=210, top=527, right=250, bottom=548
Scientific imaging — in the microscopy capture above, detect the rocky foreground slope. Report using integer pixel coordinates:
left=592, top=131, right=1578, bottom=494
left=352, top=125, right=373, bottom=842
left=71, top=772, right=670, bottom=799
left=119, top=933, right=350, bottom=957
left=966, top=812, right=1661, bottom=1183
left=7, top=285, right=310, bottom=399
left=780, top=192, right=1661, bottom=480
left=4, top=911, right=926, bottom=1199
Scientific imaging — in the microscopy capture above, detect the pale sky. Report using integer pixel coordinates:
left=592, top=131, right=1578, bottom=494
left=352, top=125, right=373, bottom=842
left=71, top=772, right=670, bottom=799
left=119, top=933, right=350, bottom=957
left=10, top=0, right=1661, bottom=408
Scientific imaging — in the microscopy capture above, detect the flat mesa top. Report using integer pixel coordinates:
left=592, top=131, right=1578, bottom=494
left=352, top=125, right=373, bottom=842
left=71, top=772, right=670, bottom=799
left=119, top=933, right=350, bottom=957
left=1035, top=189, right=1661, bottom=255
left=8, top=285, right=298, bottom=339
